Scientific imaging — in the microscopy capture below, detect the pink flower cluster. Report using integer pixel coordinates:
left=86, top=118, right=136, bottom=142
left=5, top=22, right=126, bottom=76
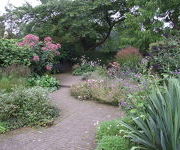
left=32, top=55, right=40, bottom=62
left=46, top=65, right=52, bottom=71
left=42, top=36, right=61, bottom=54
left=44, top=36, right=52, bottom=42
left=18, top=34, right=39, bottom=47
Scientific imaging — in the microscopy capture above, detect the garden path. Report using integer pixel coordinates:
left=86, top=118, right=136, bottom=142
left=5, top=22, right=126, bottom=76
left=0, top=74, right=123, bottom=150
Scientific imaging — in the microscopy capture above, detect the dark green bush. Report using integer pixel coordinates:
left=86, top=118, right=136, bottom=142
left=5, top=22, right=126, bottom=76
left=0, top=87, right=59, bottom=131
left=149, top=36, right=180, bottom=75
left=0, top=39, right=31, bottom=67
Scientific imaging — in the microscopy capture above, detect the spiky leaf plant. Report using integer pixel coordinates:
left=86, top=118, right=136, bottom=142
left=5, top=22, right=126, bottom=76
left=121, top=78, right=180, bottom=150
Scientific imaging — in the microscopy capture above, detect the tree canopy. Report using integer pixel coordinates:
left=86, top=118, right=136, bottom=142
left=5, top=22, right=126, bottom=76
left=2, top=0, right=179, bottom=53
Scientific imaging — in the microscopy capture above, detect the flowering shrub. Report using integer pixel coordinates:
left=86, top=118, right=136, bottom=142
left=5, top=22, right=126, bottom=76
left=18, top=34, right=61, bottom=74
left=71, top=79, right=127, bottom=105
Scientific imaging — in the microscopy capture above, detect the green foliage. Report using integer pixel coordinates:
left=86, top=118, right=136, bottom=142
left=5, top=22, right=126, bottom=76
left=0, top=87, right=59, bottom=132
left=121, top=78, right=180, bottom=150
left=0, top=16, right=5, bottom=38
left=0, top=39, right=31, bottom=67
left=97, top=118, right=133, bottom=140
left=0, top=76, right=26, bottom=92
left=72, top=64, right=96, bottom=76
left=0, top=122, right=8, bottom=134
left=5, top=0, right=128, bottom=53
left=149, top=35, right=180, bottom=75
left=27, top=75, right=60, bottom=90
left=96, top=136, right=131, bottom=150
left=156, top=0, right=180, bottom=29
left=97, top=120, right=122, bottom=140
left=96, top=117, right=134, bottom=150
left=117, top=0, right=164, bottom=53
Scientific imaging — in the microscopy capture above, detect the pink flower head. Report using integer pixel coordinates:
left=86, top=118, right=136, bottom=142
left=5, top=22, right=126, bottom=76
left=17, top=42, right=25, bottom=47
left=24, top=34, right=39, bottom=42
left=44, top=37, right=52, bottom=42
left=57, top=43, right=61, bottom=48
left=19, top=34, right=39, bottom=47
left=45, top=42, right=59, bottom=51
left=55, top=51, right=60, bottom=55
left=32, top=55, right=40, bottom=61
left=46, top=65, right=52, bottom=71
left=42, top=47, right=48, bottom=51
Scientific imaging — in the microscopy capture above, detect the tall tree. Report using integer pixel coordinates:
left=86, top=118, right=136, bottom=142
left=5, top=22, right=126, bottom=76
left=4, top=0, right=128, bottom=51
left=0, top=16, right=5, bottom=38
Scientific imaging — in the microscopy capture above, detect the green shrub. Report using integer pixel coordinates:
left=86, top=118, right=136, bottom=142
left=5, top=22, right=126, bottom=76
left=96, top=136, right=131, bottom=150
left=0, top=39, right=31, bottom=67
left=73, top=64, right=96, bottom=76
left=27, top=75, right=60, bottom=90
left=0, top=87, right=59, bottom=131
left=121, top=78, right=180, bottom=150
left=0, top=122, right=8, bottom=134
left=149, top=36, right=180, bottom=75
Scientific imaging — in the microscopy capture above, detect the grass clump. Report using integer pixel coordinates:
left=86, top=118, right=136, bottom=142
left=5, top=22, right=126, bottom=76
left=0, top=76, right=26, bottom=92
left=71, top=79, right=126, bottom=106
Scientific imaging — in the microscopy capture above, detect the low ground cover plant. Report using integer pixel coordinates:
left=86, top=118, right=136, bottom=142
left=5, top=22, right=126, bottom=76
left=0, top=87, right=59, bottom=132
left=96, top=136, right=130, bottom=150
left=71, top=79, right=127, bottom=105
left=96, top=117, right=134, bottom=150
left=27, top=75, right=60, bottom=91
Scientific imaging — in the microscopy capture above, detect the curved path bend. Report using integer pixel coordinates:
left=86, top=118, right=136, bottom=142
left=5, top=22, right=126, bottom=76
left=0, top=74, right=123, bottom=150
